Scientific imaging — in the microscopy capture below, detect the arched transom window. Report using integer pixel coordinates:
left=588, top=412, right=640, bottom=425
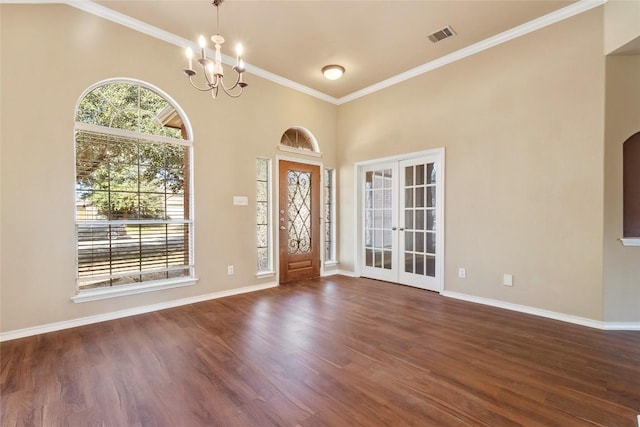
left=74, top=79, right=194, bottom=298
left=279, top=127, right=320, bottom=155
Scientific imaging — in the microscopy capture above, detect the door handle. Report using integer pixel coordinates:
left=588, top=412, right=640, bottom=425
left=399, top=228, right=405, bottom=231
left=280, top=226, right=286, bottom=230
left=391, top=227, right=397, bottom=231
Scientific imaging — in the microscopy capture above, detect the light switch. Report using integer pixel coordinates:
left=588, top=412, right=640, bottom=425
left=233, top=196, right=248, bottom=206
left=503, top=274, right=513, bottom=286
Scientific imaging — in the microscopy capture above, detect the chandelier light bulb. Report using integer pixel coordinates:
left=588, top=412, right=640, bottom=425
left=185, top=47, right=193, bottom=70
left=236, top=43, right=243, bottom=57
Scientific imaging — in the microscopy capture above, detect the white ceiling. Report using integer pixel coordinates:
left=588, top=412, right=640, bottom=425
left=88, top=0, right=587, bottom=101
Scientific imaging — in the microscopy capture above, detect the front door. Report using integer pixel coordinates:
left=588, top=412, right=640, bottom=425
left=359, top=152, right=443, bottom=292
left=279, top=160, right=321, bottom=283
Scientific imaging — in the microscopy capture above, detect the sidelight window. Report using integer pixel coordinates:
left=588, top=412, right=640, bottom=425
left=324, top=168, right=337, bottom=263
left=256, top=158, right=273, bottom=274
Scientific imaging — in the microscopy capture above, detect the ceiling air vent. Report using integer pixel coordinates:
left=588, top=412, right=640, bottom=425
left=428, top=25, right=456, bottom=43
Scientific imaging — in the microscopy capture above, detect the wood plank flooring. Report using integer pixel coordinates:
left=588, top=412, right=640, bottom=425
left=2, top=276, right=639, bottom=426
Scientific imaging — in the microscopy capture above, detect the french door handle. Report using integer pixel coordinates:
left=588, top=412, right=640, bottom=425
left=391, top=227, right=397, bottom=231
left=399, top=228, right=405, bottom=231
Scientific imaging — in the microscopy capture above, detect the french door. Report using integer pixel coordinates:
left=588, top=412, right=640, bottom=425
left=360, top=152, right=443, bottom=292
left=278, top=160, right=321, bottom=284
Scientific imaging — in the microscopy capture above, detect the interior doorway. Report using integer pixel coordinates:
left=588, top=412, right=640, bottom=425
left=278, top=160, right=321, bottom=283
left=356, top=149, right=444, bottom=292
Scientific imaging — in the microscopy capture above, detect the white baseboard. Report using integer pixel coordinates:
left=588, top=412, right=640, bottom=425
left=602, top=322, right=640, bottom=331
left=0, top=282, right=278, bottom=342
left=441, top=291, right=640, bottom=331
left=337, top=270, right=358, bottom=277
left=5, top=281, right=636, bottom=341
left=322, top=269, right=357, bottom=277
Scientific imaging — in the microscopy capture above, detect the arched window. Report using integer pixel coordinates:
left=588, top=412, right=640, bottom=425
left=279, top=126, right=321, bottom=156
left=73, top=79, right=194, bottom=299
left=623, top=132, right=640, bottom=239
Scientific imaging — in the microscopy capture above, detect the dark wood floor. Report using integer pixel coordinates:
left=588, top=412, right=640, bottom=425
left=2, top=276, right=639, bottom=426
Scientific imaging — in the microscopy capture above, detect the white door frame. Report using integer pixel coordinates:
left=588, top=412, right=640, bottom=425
left=353, top=148, right=445, bottom=292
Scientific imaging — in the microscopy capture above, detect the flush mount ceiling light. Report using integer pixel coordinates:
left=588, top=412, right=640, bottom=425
left=322, top=65, right=345, bottom=80
left=182, top=0, right=247, bottom=99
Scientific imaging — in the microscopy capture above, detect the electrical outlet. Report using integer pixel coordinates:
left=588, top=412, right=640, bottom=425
left=227, top=265, right=234, bottom=275
left=458, top=268, right=466, bottom=278
left=503, top=273, right=513, bottom=286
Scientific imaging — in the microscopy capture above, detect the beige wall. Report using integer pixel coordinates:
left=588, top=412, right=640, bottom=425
left=0, top=4, right=337, bottom=332
left=604, top=0, right=640, bottom=54
left=603, top=55, right=640, bottom=322
left=337, top=9, right=606, bottom=320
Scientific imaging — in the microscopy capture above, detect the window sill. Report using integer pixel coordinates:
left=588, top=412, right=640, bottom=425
left=71, top=277, right=198, bottom=303
left=620, top=238, right=640, bottom=247
left=256, top=270, right=276, bottom=279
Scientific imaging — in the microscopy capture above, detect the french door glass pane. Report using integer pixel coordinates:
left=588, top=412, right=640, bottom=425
left=405, top=210, right=413, bottom=229
left=416, top=210, right=425, bottom=230
left=404, top=252, right=414, bottom=273
left=427, top=187, right=436, bottom=207
left=426, top=210, right=436, bottom=231
left=405, top=231, right=413, bottom=251
left=405, top=166, right=413, bottom=186
left=426, top=255, right=436, bottom=276
left=405, top=188, right=413, bottom=208
left=416, top=187, right=425, bottom=207
left=416, top=164, right=425, bottom=185
left=427, top=163, right=436, bottom=184
left=426, top=232, right=436, bottom=254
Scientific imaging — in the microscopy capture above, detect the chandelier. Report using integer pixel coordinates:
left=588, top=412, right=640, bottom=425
left=182, top=0, right=247, bottom=98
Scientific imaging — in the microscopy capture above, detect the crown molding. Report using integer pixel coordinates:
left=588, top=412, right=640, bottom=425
left=3, top=0, right=606, bottom=106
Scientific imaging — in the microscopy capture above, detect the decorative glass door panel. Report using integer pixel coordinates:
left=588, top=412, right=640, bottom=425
left=360, top=152, right=442, bottom=292
left=287, top=170, right=312, bottom=254
left=279, top=161, right=320, bottom=284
